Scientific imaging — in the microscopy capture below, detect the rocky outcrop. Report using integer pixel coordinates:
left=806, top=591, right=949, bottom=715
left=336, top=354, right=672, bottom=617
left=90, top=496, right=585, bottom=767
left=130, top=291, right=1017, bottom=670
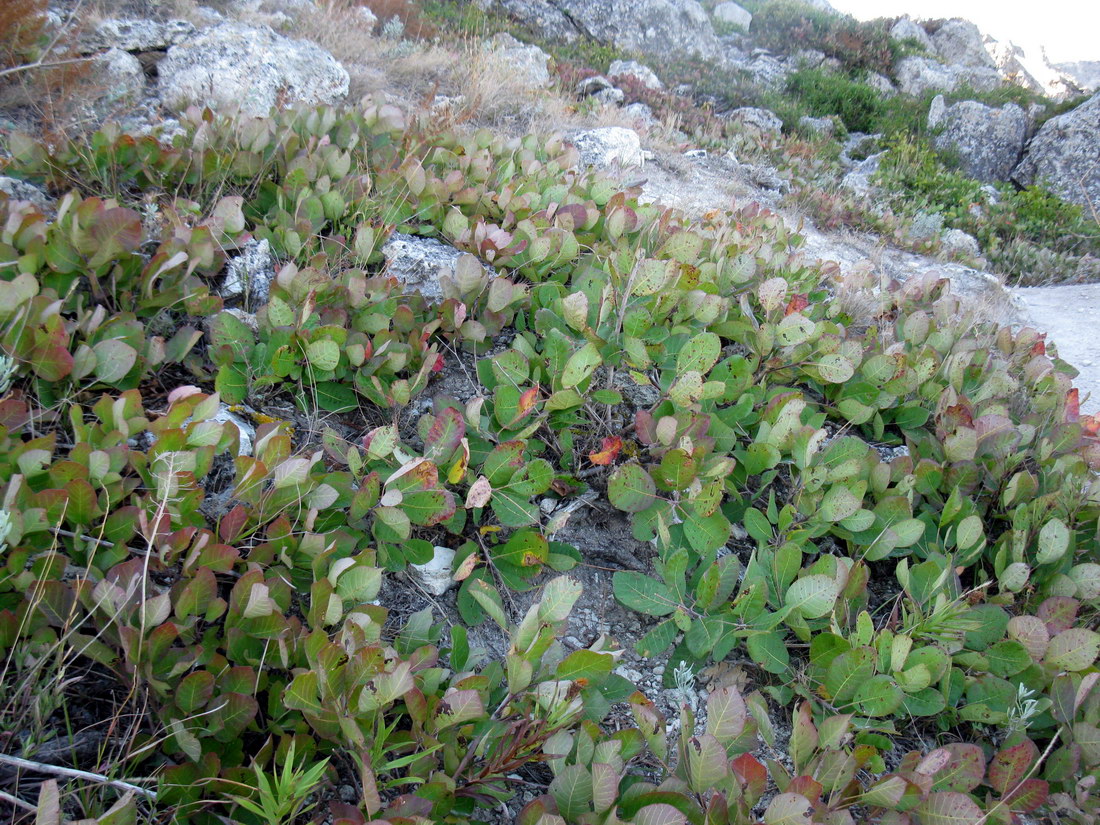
left=381, top=234, right=495, bottom=302
left=483, top=33, right=552, bottom=89
left=895, top=56, right=1002, bottom=96
left=576, top=76, right=625, bottom=105
left=1053, top=60, right=1100, bottom=93
left=724, top=107, right=783, bottom=136
left=889, top=17, right=933, bottom=52
left=158, top=22, right=349, bottom=115
left=487, top=0, right=719, bottom=59
left=928, top=95, right=1030, bottom=183
left=930, top=19, right=996, bottom=69
left=713, top=2, right=752, bottom=31
left=79, top=18, right=196, bottom=53
left=609, top=60, right=663, bottom=90
left=1012, top=92, right=1100, bottom=210
left=571, top=127, right=645, bottom=169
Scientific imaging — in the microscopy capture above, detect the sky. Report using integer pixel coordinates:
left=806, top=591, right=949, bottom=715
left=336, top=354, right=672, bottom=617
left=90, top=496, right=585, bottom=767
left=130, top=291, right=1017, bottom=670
left=828, top=0, right=1099, bottom=63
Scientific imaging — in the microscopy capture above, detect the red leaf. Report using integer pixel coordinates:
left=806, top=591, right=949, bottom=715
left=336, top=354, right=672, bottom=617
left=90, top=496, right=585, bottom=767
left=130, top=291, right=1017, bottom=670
left=1005, top=778, right=1048, bottom=812
left=1031, top=337, right=1046, bottom=356
left=1066, top=388, right=1081, bottom=421
left=432, top=353, right=445, bottom=372
left=588, top=436, right=623, bottom=466
left=518, top=384, right=540, bottom=415
left=785, top=294, right=809, bottom=316
left=987, top=739, right=1038, bottom=795
left=219, top=504, right=248, bottom=543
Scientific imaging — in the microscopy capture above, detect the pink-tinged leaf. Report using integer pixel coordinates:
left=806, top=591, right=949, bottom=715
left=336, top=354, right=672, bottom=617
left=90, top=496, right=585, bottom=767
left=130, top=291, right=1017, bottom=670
left=1046, top=628, right=1100, bottom=671
left=932, top=744, right=985, bottom=793
left=517, top=385, right=540, bottom=416
left=423, top=407, right=465, bottom=462
left=705, top=684, right=747, bottom=741
left=465, top=476, right=492, bottom=509
left=1007, top=615, right=1049, bottom=662
left=914, top=792, right=982, bottom=825
left=987, top=739, right=1038, bottom=795
left=915, top=748, right=952, bottom=777
left=36, top=778, right=61, bottom=825
left=785, top=294, right=809, bottom=316
left=763, top=792, right=813, bottom=825
left=1004, top=778, right=1048, bottom=812
left=1066, top=388, right=1081, bottom=421
left=861, top=775, right=909, bottom=808
left=635, top=803, right=688, bottom=825
left=732, top=753, right=768, bottom=803
left=787, top=776, right=823, bottom=804
left=588, top=436, right=623, bottom=466
left=434, top=688, right=484, bottom=729
left=685, top=734, right=730, bottom=792
left=87, top=206, right=143, bottom=268
left=1037, top=597, right=1079, bottom=634
left=591, top=762, right=619, bottom=814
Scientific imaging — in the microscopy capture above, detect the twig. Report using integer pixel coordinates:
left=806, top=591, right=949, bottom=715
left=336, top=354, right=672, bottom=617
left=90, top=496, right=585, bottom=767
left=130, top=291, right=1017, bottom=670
left=0, top=788, right=35, bottom=813
left=0, top=753, right=157, bottom=800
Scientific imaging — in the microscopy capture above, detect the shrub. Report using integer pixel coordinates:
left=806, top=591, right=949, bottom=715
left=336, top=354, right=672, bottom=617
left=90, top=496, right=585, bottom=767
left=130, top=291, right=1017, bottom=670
left=784, top=67, right=885, bottom=132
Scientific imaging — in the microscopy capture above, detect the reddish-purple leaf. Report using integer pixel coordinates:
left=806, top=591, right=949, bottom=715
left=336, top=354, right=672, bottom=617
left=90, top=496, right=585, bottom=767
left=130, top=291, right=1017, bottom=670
left=987, top=739, right=1038, bottom=795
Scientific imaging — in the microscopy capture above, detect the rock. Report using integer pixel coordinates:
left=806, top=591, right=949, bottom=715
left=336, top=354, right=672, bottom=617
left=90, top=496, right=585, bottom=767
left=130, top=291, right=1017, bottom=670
left=382, top=233, right=494, bottom=303
left=927, top=95, right=1030, bottom=183
left=742, top=163, right=786, bottom=192
left=409, top=546, right=456, bottom=595
left=357, top=6, right=379, bottom=30
left=930, top=19, right=996, bottom=69
left=1012, top=91, right=1100, bottom=211
left=609, top=59, right=662, bottom=90
left=222, top=239, right=276, bottom=308
left=799, top=115, right=835, bottom=135
left=907, top=211, right=944, bottom=242
left=483, top=33, right=551, bottom=89
left=865, top=71, right=897, bottom=97
left=724, top=107, right=782, bottom=136
left=942, top=228, right=981, bottom=257
left=895, top=56, right=1002, bottom=96
left=69, top=49, right=146, bottom=129
left=210, top=405, right=256, bottom=456
left=623, top=102, right=657, bottom=125
left=576, top=75, right=625, bottom=105
left=713, top=1, right=751, bottom=31
left=1053, top=59, right=1100, bottom=93
left=489, top=0, right=719, bottom=59
left=746, top=51, right=789, bottom=87
left=0, top=177, right=55, bottom=213
left=889, top=17, right=933, bottom=52
left=840, top=151, right=885, bottom=195
left=571, top=127, right=645, bottom=169
left=80, top=18, right=196, bottom=53
left=158, top=22, right=349, bottom=115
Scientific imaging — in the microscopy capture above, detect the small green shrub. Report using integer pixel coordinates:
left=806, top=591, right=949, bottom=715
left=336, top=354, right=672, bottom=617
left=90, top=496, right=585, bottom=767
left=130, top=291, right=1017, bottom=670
left=784, top=67, right=885, bottom=133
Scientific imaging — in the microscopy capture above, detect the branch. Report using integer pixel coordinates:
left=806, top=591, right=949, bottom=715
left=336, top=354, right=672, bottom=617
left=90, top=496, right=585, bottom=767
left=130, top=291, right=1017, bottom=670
left=0, top=753, right=157, bottom=800
left=0, top=788, right=35, bottom=813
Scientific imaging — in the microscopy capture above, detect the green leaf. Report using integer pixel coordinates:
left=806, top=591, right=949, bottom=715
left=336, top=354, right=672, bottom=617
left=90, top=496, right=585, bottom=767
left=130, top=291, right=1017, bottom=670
left=607, top=464, right=657, bottom=513
left=557, top=650, right=613, bottom=682
left=820, top=483, right=862, bottom=523
left=852, top=675, right=903, bottom=717
left=764, top=792, right=813, bottom=824
left=561, top=342, right=601, bottom=388
left=539, top=577, right=583, bottom=622
left=94, top=339, right=138, bottom=385
left=550, top=765, right=593, bottom=820
left=1046, top=628, right=1100, bottom=671
left=677, top=332, right=721, bottom=375
left=784, top=575, right=838, bottom=619
left=747, top=631, right=790, bottom=674
left=613, top=571, right=677, bottom=616
left=914, top=792, right=983, bottom=825
left=1037, top=517, right=1070, bottom=565
left=306, top=339, right=340, bottom=371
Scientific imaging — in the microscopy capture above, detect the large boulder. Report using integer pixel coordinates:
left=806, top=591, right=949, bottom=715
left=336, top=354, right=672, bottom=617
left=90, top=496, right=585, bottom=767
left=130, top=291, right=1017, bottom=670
left=571, top=127, right=645, bottom=170
left=79, top=18, right=196, bottom=53
left=158, top=22, right=349, bottom=115
left=489, top=0, right=719, bottom=59
left=928, top=95, right=1030, bottom=183
left=895, top=56, right=1002, bottom=96
left=483, top=33, right=551, bottom=90
left=930, top=19, right=996, bottom=69
left=1012, top=92, right=1100, bottom=210
left=1053, top=60, right=1100, bottom=93
left=889, top=17, right=933, bottom=52
left=713, top=2, right=752, bottom=31
left=724, top=107, right=783, bottom=136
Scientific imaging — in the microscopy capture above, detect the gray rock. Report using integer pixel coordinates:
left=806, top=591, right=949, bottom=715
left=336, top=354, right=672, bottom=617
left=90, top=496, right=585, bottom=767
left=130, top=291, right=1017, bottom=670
left=1012, top=91, right=1100, bottom=211
left=840, top=151, right=885, bottom=195
left=382, top=234, right=493, bottom=303
left=158, top=22, right=349, bottom=115
left=483, top=33, right=551, bottom=89
left=865, top=71, right=897, bottom=97
left=572, top=127, right=645, bottom=169
left=80, top=18, right=196, bottom=53
left=222, top=239, right=276, bottom=308
left=409, top=546, right=456, bottom=595
left=609, top=59, right=663, bottom=90
left=576, top=75, right=625, bottom=105
left=895, top=56, right=1002, bottom=96
left=746, top=51, right=789, bottom=87
left=724, top=106, right=782, bottom=136
left=799, top=115, right=835, bottom=135
left=71, top=49, right=146, bottom=128
left=889, top=17, right=933, bottom=52
left=623, top=102, right=657, bottom=125
left=930, top=20, right=996, bottom=69
left=0, top=177, right=55, bottom=213
left=713, top=1, right=751, bottom=31
left=357, top=6, right=379, bottom=30
left=907, top=211, right=944, bottom=241
left=942, top=228, right=981, bottom=257
left=1053, top=59, right=1100, bottom=93
left=210, top=405, right=256, bottom=456
left=928, top=95, right=1030, bottom=183
left=489, top=0, right=719, bottom=59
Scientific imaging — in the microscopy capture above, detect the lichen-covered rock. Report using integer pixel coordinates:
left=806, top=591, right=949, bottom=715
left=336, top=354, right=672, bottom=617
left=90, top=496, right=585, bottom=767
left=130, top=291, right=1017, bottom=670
left=865, top=72, right=897, bottom=97
left=222, top=239, right=277, bottom=308
left=713, top=1, right=751, bottom=31
left=895, top=56, right=1002, bottom=96
left=68, top=48, right=146, bottom=129
left=80, top=18, right=196, bottom=53
left=576, top=75, right=625, bottom=105
left=724, top=107, right=782, bottom=136
left=927, top=95, right=1030, bottom=183
left=483, top=33, right=551, bottom=89
left=942, top=228, right=981, bottom=258
left=0, top=177, right=55, bottom=213
left=930, top=19, right=996, bottom=69
left=488, top=0, right=719, bottom=59
left=799, top=115, right=836, bottom=135
left=571, top=127, right=645, bottom=170
left=609, top=59, right=663, bottom=90
left=409, top=546, right=456, bottom=595
left=381, top=234, right=495, bottom=302
left=889, top=17, right=933, bottom=52
left=158, top=22, right=349, bottom=115
left=1012, top=91, right=1100, bottom=210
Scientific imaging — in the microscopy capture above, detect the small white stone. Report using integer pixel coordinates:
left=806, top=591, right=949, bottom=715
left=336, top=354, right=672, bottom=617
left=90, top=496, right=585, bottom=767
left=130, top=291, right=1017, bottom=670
left=410, top=546, right=457, bottom=595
